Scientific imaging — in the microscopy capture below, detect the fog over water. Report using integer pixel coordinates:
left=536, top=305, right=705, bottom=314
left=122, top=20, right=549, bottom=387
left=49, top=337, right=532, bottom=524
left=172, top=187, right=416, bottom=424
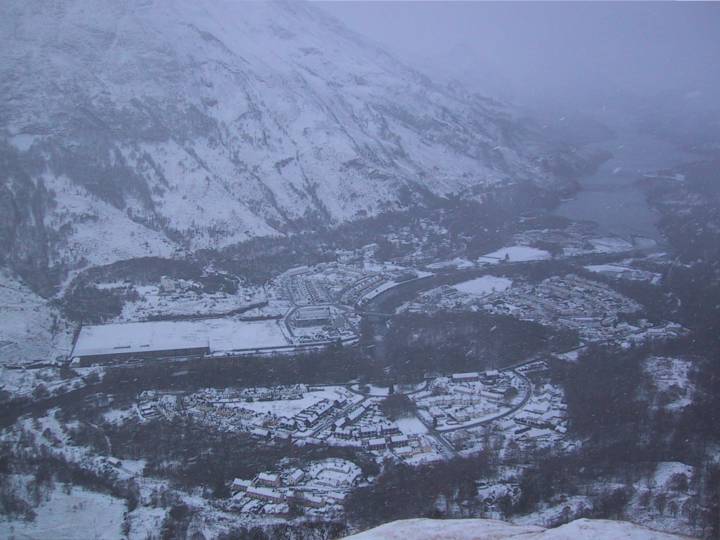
left=554, top=132, right=689, bottom=241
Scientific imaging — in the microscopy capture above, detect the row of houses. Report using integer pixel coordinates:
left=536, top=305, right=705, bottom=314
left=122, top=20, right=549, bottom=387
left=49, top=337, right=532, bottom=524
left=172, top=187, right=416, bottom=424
left=230, top=460, right=362, bottom=512
left=450, top=370, right=502, bottom=384
left=291, top=397, right=347, bottom=430
left=366, top=434, right=410, bottom=451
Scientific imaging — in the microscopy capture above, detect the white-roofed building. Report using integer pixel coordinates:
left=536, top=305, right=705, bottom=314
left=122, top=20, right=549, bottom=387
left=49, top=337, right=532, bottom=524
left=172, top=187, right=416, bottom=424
left=451, top=372, right=480, bottom=383
left=256, top=472, right=281, bottom=487
left=247, top=486, right=284, bottom=502
left=368, top=438, right=386, bottom=451
left=70, top=317, right=292, bottom=364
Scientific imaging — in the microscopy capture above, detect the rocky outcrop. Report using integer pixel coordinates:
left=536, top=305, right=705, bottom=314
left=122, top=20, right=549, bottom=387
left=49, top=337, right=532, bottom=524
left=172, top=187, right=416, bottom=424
left=343, top=517, right=693, bottom=540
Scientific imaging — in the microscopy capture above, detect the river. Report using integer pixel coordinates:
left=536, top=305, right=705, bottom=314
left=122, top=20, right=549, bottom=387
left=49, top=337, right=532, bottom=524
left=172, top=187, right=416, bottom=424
left=555, top=129, right=696, bottom=242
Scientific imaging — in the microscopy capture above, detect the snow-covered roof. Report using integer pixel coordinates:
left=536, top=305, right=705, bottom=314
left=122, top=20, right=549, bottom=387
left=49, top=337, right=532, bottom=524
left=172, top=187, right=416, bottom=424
left=71, top=317, right=290, bottom=358
left=71, top=320, right=208, bottom=357
left=247, top=486, right=284, bottom=500
left=452, top=372, right=479, bottom=380
left=257, top=472, right=279, bottom=482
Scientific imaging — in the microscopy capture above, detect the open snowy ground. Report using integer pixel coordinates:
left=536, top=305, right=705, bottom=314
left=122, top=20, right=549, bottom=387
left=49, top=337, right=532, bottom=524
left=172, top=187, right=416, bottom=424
left=478, top=246, right=551, bottom=264
left=395, top=415, right=429, bottom=435
left=426, top=258, right=477, bottom=270
left=232, top=387, right=357, bottom=417
left=453, top=276, right=513, bottom=296
left=0, top=483, right=126, bottom=540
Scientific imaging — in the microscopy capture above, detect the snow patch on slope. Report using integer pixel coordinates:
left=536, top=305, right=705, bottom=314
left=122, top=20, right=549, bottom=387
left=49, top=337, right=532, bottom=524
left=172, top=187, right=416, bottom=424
left=0, top=269, right=73, bottom=365
left=42, top=173, right=177, bottom=268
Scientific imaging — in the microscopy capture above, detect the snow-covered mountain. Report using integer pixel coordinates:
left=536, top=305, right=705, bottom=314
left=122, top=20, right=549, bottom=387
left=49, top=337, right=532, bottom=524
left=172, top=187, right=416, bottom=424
left=344, top=517, right=691, bottom=540
left=0, top=0, right=575, bottom=290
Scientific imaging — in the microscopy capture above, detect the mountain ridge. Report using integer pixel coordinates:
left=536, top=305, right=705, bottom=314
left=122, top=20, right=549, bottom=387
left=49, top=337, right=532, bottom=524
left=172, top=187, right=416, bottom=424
left=0, top=0, right=580, bottom=292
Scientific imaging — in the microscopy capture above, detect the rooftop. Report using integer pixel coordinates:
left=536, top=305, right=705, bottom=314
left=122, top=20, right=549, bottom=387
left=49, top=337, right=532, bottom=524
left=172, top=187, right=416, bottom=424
left=72, top=317, right=290, bottom=358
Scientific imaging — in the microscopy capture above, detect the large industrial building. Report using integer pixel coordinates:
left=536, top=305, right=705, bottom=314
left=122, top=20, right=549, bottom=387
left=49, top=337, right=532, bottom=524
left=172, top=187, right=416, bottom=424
left=71, top=318, right=291, bottom=365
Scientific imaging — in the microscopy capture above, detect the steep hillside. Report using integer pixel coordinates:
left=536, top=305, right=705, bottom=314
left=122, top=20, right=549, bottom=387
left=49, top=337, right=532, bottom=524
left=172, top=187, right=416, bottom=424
left=0, top=268, right=73, bottom=365
left=0, top=0, right=578, bottom=292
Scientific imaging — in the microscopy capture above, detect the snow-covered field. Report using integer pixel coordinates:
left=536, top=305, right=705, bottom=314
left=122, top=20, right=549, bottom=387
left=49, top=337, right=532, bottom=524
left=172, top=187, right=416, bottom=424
left=563, top=237, right=635, bottom=257
left=0, top=483, right=126, bottom=540
left=584, top=263, right=661, bottom=284
left=453, top=276, right=513, bottom=296
left=589, top=237, right=635, bottom=253
left=426, top=258, right=476, bottom=270
left=232, top=387, right=355, bottom=417
left=118, top=284, right=266, bottom=322
left=478, top=246, right=551, bottom=264
left=395, top=415, right=429, bottom=435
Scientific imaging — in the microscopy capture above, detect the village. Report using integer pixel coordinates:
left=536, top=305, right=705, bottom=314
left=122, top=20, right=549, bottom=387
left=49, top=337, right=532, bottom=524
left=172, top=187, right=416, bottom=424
left=69, top=221, right=672, bottom=367
left=403, top=271, right=684, bottom=346
left=132, top=360, right=570, bottom=481
left=226, top=459, right=363, bottom=517
left=53, top=233, right=684, bottom=524
left=70, top=254, right=425, bottom=365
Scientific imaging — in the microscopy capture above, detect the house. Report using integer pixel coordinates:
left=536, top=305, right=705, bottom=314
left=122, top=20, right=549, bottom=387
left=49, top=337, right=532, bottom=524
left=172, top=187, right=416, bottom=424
left=251, top=428, right=271, bottom=441
left=368, top=438, right=386, bottom=451
left=288, top=491, right=325, bottom=508
left=159, top=276, right=177, bottom=293
left=390, top=435, right=409, bottom=448
left=395, top=445, right=414, bottom=457
left=287, top=469, right=305, bottom=485
left=381, top=423, right=401, bottom=435
left=302, top=413, right=319, bottom=427
left=278, top=417, right=296, bottom=430
left=345, top=406, right=366, bottom=424
left=451, top=372, right=480, bottom=383
left=247, top=486, right=285, bottom=503
left=335, top=428, right=354, bottom=440
left=256, top=472, right=281, bottom=487
left=360, top=426, right=378, bottom=439
left=231, top=478, right=252, bottom=494
left=274, top=431, right=292, bottom=443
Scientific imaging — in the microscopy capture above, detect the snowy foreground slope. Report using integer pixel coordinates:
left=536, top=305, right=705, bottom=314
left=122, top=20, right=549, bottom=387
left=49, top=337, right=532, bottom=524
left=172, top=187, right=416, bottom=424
left=0, top=0, right=574, bottom=283
left=344, top=517, right=691, bottom=540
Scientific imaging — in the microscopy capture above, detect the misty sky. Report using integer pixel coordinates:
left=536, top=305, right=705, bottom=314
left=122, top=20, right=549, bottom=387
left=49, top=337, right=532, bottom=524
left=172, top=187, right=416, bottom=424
left=316, top=1, right=720, bottom=110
